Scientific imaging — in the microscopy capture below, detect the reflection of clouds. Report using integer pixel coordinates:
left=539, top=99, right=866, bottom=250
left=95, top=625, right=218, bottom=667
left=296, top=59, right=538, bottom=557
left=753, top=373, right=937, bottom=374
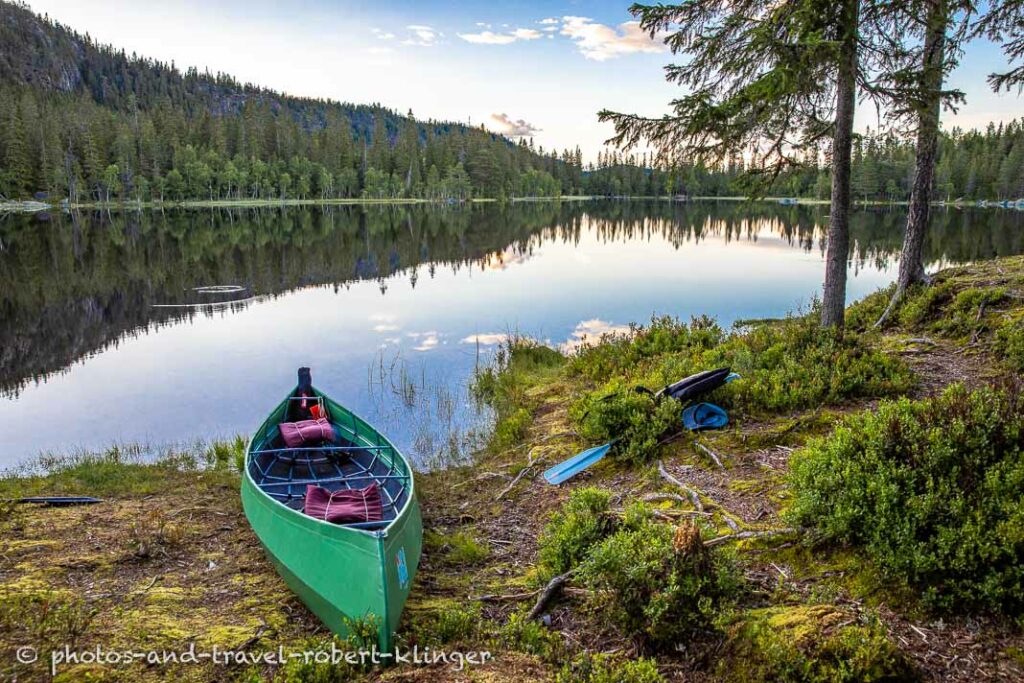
left=562, top=318, right=633, bottom=352
left=482, top=247, right=532, bottom=271
left=407, top=331, right=441, bottom=352
left=461, top=333, right=508, bottom=346
left=373, top=324, right=399, bottom=332
left=370, top=313, right=397, bottom=322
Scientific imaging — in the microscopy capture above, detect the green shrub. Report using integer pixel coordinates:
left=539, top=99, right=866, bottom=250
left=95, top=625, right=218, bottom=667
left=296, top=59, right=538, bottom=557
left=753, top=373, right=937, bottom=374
left=896, top=280, right=956, bottom=327
left=493, top=407, right=532, bottom=449
left=789, top=383, right=1024, bottom=614
left=411, top=603, right=480, bottom=646
left=537, top=487, right=614, bottom=579
left=995, top=316, right=1024, bottom=370
left=579, top=519, right=741, bottom=651
left=473, top=337, right=565, bottom=415
left=571, top=381, right=680, bottom=464
left=569, top=315, right=724, bottom=381
left=719, top=606, right=915, bottom=682
left=696, top=314, right=912, bottom=414
left=497, top=610, right=562, bottom=659
left=555, top=652, right=665, bottom=683
left=446, top=531, right=490, bottom=565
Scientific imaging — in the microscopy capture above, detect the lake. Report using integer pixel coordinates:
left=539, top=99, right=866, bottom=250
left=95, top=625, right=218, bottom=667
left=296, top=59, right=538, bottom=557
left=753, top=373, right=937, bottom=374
left=2, top=200, right=1023, bottom=470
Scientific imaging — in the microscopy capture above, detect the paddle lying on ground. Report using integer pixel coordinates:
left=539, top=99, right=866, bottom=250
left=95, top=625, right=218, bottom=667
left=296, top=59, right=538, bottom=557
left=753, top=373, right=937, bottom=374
left=9, top=496, right=103, bottom=506
left=543, top=440, right=618, bottom=485
left=542, top=370, right=741, bottom=486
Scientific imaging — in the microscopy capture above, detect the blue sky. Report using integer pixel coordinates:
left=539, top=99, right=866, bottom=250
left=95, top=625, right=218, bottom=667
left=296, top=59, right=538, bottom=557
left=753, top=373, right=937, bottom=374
left=27, top=0, right=1021, bottom=161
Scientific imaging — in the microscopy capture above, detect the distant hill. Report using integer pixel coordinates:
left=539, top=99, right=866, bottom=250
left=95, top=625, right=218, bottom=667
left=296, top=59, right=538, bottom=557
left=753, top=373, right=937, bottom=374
left=0, top=0, right=589, bottom=201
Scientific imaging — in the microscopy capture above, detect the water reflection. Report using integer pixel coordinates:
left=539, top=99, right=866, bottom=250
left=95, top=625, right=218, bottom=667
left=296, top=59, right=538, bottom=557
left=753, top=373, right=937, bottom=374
left=1, top=200, right=1022, bottom=466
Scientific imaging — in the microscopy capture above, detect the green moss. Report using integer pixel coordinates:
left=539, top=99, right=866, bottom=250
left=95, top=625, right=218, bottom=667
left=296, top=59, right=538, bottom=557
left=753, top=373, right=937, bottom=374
left=555, top=652, right=665, bottom=683
left=497, top=610, right=562, bottom=659
left=426, top=529, right=490, bottom=565
left=719, top=606, right=916, bottom=682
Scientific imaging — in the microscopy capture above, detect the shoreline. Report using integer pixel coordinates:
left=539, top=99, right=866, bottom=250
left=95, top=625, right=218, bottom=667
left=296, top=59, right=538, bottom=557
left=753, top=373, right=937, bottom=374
left=2, top=194, right=1021, bottom=214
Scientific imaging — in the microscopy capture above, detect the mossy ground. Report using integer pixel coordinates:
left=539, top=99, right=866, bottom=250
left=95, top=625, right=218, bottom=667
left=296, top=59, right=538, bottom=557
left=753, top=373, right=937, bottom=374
left=4, top=258, right=1024, bottom=681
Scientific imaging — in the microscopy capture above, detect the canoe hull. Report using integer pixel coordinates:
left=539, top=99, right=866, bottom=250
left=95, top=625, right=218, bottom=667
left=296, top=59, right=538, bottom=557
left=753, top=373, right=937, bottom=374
left=241, top=391, right=422, bottom=653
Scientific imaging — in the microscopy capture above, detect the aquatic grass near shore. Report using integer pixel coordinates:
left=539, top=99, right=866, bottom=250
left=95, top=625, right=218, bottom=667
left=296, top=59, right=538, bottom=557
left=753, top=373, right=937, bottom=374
left=365, top=349, right=489, bottom=470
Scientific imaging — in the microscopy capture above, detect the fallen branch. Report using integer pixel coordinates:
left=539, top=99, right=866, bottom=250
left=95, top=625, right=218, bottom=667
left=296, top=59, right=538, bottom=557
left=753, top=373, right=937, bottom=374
left=704, top=528, right=797, bottom=547
left=528, top=570, right=573, bottom=620
left=657, top=460, right=703, bottom=512
left=470, top=587, right=542, bottom=603
left=694, top=441, right=726, bottom=471
left=642, top=492, right=688, bottom=504
left=452, top=471, right=510, bottom=489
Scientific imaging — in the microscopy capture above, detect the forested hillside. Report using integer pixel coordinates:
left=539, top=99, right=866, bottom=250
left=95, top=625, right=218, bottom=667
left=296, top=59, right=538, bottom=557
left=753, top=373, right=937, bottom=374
left=0, top=0, right=1021, bottom=204
left=0, top=1, right=581, bottom=202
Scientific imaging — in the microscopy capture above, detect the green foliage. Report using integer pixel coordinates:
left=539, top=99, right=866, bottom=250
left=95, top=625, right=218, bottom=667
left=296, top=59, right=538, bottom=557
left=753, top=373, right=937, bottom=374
left=497, top=610, right=562, bottom=659
left=996, top=316, right=1024, bottom=370
left=537, top=487, right=614, bottom=580
left=719, top=606, right=915, bottom=682
left=568, top=315, right=724, bottom=381
left=473, top=337, right=566, bottom=449
left=789, top=383, right=1024, bottom=614
left=555, top=652, right=665, bottom=683
left=429, top=603, right=481, bottom=645
left=578, top=519, right=741, bottom=651
left=569, top=313, right=912, bottom=462
left=205, top=435, right=247, bottom=471
left=571, top=381, right=680, bottom=464
left=445, top=531, right=490, bottom=565
left=493, top=408, right=532, bottom=450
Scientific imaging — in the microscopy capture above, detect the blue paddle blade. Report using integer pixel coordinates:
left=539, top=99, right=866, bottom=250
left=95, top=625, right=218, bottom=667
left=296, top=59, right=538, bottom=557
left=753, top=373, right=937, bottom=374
left=725, top=372, right=741, bottom=383
left=543, top=441, right=615, bottom=485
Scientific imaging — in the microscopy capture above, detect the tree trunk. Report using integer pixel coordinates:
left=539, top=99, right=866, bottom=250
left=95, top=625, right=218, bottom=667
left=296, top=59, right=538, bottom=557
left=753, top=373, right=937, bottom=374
left=821, top=0, right=860, bottom=329
left=875, top=0, right=947, bottom=327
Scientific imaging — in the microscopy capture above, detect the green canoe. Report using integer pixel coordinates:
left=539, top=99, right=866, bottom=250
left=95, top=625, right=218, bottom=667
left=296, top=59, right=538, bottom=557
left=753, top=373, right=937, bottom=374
left=241, top=379, right=422, bottom=653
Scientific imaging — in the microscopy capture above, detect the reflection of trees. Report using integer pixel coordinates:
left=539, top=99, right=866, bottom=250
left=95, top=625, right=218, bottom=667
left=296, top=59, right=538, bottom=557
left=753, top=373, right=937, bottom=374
left=1, top=201, right=1022, bottom=396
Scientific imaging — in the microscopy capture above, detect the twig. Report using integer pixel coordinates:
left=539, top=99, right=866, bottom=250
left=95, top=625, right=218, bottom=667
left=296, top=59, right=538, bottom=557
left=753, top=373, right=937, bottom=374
left=528, top=571, right=573, bottom=620
left=904, top=337, right=937, bottom=346
left=657, top=460, right=703, bottom=512
left=641, top=493, right=689, bottom=504
left=234, top=624, right=269, bottom=651
left=721, top=514, right=741, bottom=532
left=138, top=575, right=160, bottom=593
left=694, top=441, right=726, bottom=471
left=704, top=528, right=797, bottom=547
left=470, top=587, right=542, bottom=603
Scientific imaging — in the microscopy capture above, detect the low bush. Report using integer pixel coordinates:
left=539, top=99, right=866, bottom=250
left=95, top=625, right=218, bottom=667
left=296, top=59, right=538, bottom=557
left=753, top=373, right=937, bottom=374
left=719, top=606, right=915, bottom=682
left=570, top=381, right=681, bottom=464
left=568, top=312, right=912, bottom=464
left=537, top=487, right=613, bottom=580
left=789, top=383, right=1024, bottom=615
left=569, top=315, right=724, bottom=381
left=555, top=652, right=665, bottom=683
left=579, top=519, right=741, bottom=651
left=995, top=316, right=1024, bottom=370
left=497, top=610, right=563, bottom=659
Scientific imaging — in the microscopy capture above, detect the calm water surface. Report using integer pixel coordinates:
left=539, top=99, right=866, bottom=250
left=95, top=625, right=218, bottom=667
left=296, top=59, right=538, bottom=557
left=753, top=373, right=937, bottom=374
left=2, top=200, right=1023, bottom=469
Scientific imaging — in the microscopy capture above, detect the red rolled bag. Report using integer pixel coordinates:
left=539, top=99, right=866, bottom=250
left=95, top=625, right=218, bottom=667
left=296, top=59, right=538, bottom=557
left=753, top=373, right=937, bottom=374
left=278, top=417, right=336, bottom=448
left=303, top=483, right=384, bottom=524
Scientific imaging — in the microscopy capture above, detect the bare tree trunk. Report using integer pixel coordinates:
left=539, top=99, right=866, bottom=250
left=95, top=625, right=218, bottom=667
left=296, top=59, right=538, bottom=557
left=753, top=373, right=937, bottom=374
left=875, top=0, right=947, bottom=328
left=821, top=0, right=860, bottom=329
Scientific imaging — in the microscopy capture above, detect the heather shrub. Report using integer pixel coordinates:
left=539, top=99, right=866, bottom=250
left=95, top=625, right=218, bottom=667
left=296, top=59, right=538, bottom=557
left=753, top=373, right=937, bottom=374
left=789, top=383, right=1024, bottom=614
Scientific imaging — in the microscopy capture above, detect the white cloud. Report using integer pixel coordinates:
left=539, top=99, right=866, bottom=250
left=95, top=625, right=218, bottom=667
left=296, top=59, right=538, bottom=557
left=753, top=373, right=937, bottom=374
left=560, top=16, right=667, bottom=61
left=542, top=26, right=558, bottom=32
left=409, top=331, right=440, bottom=352
left=458, top=27, right=542, bottom=45
left=370, top=28, right=395, bottom=40
left=538, top=17, right=559, bottom=25
left=489, top=112, right=541, bottom=137
left=372, top=323, right=399, bottom=332
left=404, top=24, right=440, bottom=46
left=475, top=22, right=491, bottom=28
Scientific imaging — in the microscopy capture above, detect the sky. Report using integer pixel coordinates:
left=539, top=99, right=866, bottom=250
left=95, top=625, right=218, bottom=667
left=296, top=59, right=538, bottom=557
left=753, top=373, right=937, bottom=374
left=24, top=0, right=1022, bottom=162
